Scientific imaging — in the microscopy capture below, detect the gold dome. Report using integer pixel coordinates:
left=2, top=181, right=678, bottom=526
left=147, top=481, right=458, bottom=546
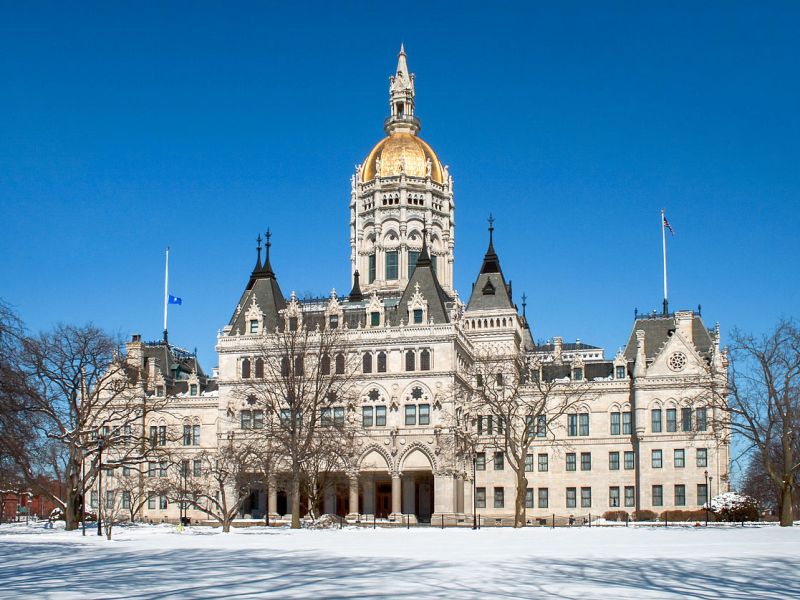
left=361, top=133, right=445, bottom=184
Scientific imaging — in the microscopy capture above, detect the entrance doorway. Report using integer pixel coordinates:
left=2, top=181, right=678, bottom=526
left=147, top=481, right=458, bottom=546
left=375, top=481, right=392, bottom=518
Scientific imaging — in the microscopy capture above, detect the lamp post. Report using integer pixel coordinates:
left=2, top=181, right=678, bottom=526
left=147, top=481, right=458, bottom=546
left=704, top=470, right=709, bottom=526
left=81, top=450, right=86, bottom=536
left=472, top=453, right=477, bottom=530
left=96, top=436, right=106, bottom=536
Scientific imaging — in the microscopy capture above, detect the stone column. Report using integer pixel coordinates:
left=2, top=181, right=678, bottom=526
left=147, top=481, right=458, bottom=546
left=391, top=472, right=402, bottom=518
left=432, top=471, right=455, bottom=520
left=268, top=480, right=278, bottom=516
left=402, top=474, right=416, bottom=514
left=363, top=476, right=375, bottom=515
left=347, top=474, right=359, bottom=519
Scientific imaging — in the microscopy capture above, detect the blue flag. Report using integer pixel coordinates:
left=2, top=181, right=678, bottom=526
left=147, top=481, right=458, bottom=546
left=168, top=294, right=182, bottom=305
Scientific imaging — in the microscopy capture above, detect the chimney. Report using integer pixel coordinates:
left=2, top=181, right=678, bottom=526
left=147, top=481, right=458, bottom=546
left=126, top=334, right=144, bottom=370
left=633, top=329, right=647, bottom=377
left=675, top=311, right=693, bottom=343
left=553, top=336, right=563, bottom=363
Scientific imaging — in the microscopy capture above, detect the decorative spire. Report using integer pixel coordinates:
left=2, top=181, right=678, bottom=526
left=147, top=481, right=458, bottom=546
left=349, top=270, right=364, bottom=302
left=416, top=224, right=432, bottom=267
left=522, top=293, right=527, bottom=317
left=480, top=213, right=501, bottom=274
left=386, top=44, right=418, bottom=135
left=253, top=233, right=263, bottom=273
left=262, top=228, right=275, bottom=278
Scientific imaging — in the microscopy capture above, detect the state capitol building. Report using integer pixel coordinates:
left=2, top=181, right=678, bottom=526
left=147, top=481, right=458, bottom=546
left=109, top=47, right=730, bottom=525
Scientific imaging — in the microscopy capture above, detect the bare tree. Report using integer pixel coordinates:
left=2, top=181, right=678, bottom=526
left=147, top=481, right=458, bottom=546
left=463, top=348, right=594, bottom=527
left=163, top=441, right=257, bottom=533
left=709, top=319, right=800, bottom=527
left=8, top=324, right=169, bottom=530
left=237, top=321, right=357, bottom=528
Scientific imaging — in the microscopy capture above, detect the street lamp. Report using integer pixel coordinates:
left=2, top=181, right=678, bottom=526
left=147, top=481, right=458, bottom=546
left=472, top=453, right=477, bottom=530
left=704, top=470, right=709, bottom=526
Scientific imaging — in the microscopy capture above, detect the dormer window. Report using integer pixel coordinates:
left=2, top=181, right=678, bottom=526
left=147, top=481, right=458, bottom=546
left=482, top=280, right=495, bottom=295
left=413, top=309, right=423, bottom=324
left=616, top=366, right=626, bottom=379
left=189, top=384, right=198, bottom=396
left=573, top=368, right=583, bottom=381
left=329, top=314, right=338, bottom=329
left=371, top=312, right=380, bottom=327
left=249, top=320, right=258, bottom=334
left=288, top=317, right=298, bottom=331
left=156, top=386, right=164, bottom=397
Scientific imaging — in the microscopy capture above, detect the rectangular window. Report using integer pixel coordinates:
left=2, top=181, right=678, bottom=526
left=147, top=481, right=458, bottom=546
left=566, top=487, right=577, bottom=508
left=476, top=487, right=486, bottom=508
left=181, top=460, right=189, bottom=478
left=105, top=491, right=114, bottom=510
left=579, top=413, right=590, bottom=436
left=249, top=320, right=258, bottom=334
left=675, top=484, right=686, bottom=506
left=651, top=409, right=662, bottom=433
left=405, top=405, right=416, bottom=426
left=616, top=366, right=626, bottom=379
left=183, top=424, right=192, bottom=445
left=193, top=459, right=202, bottom=477
left=536, top=415, right=547, bottom=438
left=610, top=412, right=620, bottom=435
left=320, top=408, right=332, bottom=427
left=674, top=449, right=685, bottom=468
left=698, top=483, right=708, bottom=507
left=408, top=250, right=420, bottom=278
left=696, top=408, right=708, bottom=432
left=333, top=407, right=345, bottom=426
left=652, top=449, right=663, bottom=469
left=538, top=488, right=549, bottom=508
left=525, top=454, right=534, bottom=472
left=652, top=485, right=663, bottom=507
left=159, top=461, right=167, bottom=478
left=241, top=410, right=252, bottom=429
left=370, top=312, right=380, bottom=327
left=624, top=486, right=635, bottom=507
left=362, top=406, right=374, bottom=428
left=580, top=452, right=592, bottom=471
left=494, top=452, right=504, bottom=471
left=148, top=495, right=156, bottom=510
left=418, top=404, right=430, bottom=426
left=375, top=406, right=386, bottom=427
left=681, top=407, right=692, bottom=432
left=476, top=415, right=483, bottom=436
left=385, top=250, right=399, bottom=280
left=622, top=411, right=632, bottom=435
left=122, top=466, right=131, bottom=477
left=494, top=487, right=504, bottom=508
left=666, top=408, right=677, bottom=432
left=624, top=451, right=635, bottom=470
left=567, top=414, right=577, bottom=436
left=413, top=309, right=423, bottom=324
left=281, top=408, right=291, bottom=427
left=525, top=488, right=534, bottom=509
left=573, top=368, right=583, bottom=381
left=609, top=451, right=620, bottom=471
left=696, top=448, right=708, bottom=468
left=538, top=454, right=548, bottom=472
left=329, top=314, right=338, bottom=329
left=252, top=411, right=263, bottom=430
left=609, top=486, right=620, bottom=507
left=159, top=496, right=168, bottom=510
left=476, top=452, right=486, bottom=471
left=90, top=490, right=98, bottom=509
left=566, top=453, right=576, bottom=472
left=122, top=491, right=131, bottom=510
left=486, top=416, right=493, bottom=435
left=149, top=425, right=157, bottom=447
left=368, top=254, right=376, bottom=283
left=581, top=487, right=592, bottom=508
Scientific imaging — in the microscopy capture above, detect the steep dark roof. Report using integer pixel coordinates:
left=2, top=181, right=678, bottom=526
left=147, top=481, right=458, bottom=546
left=228, top=236, right=286, bottom=336
left=622, top=313, right=713, bottom=361
left=395, top=233, right=451, bottom=324
left=466, top=226, right=515, bottom=312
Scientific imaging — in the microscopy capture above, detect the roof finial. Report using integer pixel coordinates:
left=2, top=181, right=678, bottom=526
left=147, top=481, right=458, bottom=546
left=262, top=227, right=275, bottom=278
left=488, top=213, right=495, bottom=245
left=522, top=292, right=527, bottom=317
left=254, top=233, right=263, bottom=272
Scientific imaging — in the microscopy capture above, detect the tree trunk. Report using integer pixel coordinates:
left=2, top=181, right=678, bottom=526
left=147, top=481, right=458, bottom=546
left=780, top=483, right=794, bottom=527
left=222, top=519, right=231, bottom=533
left=291, top=475, right=301, bottom=529
left=64, top=471, right=80, bottom=531
left=514, top=472, right=527, bottom=528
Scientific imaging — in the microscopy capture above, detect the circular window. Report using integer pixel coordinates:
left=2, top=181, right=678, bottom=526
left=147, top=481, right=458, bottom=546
left=668, top=351, right=687, bottom=371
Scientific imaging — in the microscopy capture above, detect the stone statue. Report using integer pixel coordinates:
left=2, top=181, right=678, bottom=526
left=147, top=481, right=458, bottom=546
left=426, top=158, right=432, bottom=177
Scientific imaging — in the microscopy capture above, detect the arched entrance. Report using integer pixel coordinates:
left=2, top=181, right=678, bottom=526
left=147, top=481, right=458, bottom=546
left=401, top=448, right=434, bottom=523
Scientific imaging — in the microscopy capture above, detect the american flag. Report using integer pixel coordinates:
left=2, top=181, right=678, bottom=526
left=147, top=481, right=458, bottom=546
left=663, top=214, right=675, bottom=235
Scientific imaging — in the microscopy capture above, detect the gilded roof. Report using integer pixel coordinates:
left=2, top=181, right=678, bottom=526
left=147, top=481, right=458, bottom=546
left=361, top=133, right=444, bottom=184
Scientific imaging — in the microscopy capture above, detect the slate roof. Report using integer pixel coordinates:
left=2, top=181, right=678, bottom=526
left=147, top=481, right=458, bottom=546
left=466, top=229, right=515, bottom=312
left=228, top=243, right=286, bottom=336
left=622, top=313, right=713, bottom=361
left=395, top=237, right=451, bottom=324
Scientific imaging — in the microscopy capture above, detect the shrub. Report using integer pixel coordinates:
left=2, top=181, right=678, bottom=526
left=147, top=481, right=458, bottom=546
left=602, top=510, right=629, bottom=522
left=708, top=492, right=759, bottom=522
left=633, top=509, right=658, bottom=522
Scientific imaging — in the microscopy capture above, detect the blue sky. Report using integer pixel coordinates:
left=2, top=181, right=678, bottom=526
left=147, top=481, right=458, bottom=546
left=1, top=1, right=798, bottom=376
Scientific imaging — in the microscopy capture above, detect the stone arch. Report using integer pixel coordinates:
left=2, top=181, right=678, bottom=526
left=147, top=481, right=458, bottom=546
left=398, top=443, right=437, bottom=473
left=401, top=381, right=432, bottom=402
left=359, top=446, right=393, bottom=472
left=359, top=382, right=391, bottom=403
left=608, top=402, right=622, bottom=413
left=649, top=399, right=663, bottom=410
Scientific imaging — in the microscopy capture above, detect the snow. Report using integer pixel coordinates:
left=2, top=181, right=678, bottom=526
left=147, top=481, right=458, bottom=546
left=0, top=521, right=798, bottom=598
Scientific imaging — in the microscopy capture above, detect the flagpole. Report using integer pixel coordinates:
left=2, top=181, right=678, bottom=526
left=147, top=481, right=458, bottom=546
left=163, top=247, right=169, bottom=343
left=661, top=209, right=668, bottom=316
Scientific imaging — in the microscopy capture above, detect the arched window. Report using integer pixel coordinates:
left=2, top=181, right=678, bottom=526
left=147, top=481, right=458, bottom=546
left=321, top=354, right=331, bottom=375
left=241, top=358, right=251, bottom=379
left=405, top=350, right=416, bottom=372
left=420, top=349, right=431, bottom=371
left=254, top=358, right=264, bottom=379
left=335, top=353, right=345, bottom=375
left=363, top=353, right=373, bottom=374
left=377, top=351, right=387, bottom=373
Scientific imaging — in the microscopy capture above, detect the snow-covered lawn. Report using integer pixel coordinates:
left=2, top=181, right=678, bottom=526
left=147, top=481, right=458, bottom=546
left=1, top=521, right=798, bottom=598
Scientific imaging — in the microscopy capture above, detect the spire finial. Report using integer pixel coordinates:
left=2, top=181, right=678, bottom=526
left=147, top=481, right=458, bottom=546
left=488, top=213, right=495, bottom=244
left=522, top=292, right=527, bottom=317
left=399, top=42, right=405, bottom=55
left=261, top=227, right=275, bottom=278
